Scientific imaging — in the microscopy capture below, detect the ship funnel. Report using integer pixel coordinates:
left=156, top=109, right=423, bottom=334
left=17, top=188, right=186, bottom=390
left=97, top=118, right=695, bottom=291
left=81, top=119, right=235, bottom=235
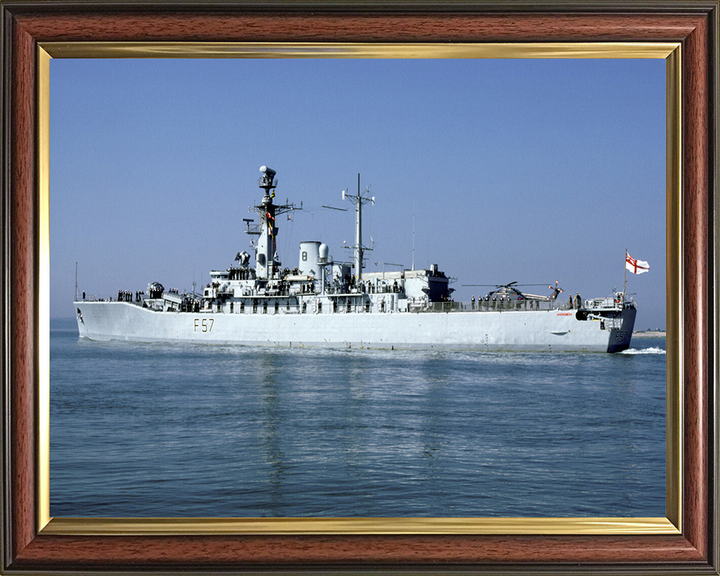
left=299, top=241, right=322, bottom=277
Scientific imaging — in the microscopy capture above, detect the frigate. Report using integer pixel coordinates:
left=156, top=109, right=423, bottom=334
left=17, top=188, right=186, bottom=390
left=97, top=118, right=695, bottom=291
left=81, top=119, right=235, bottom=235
left=74, top=166, right=637, bottom=352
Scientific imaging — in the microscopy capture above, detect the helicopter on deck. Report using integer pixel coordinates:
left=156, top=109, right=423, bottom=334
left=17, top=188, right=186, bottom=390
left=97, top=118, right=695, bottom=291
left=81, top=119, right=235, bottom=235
left=463, top=281, right=565, bottom=302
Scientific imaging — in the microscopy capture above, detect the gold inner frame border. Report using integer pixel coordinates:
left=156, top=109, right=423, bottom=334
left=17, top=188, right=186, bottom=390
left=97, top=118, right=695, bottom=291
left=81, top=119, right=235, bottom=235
left=36, top=41, right=682, bottom=537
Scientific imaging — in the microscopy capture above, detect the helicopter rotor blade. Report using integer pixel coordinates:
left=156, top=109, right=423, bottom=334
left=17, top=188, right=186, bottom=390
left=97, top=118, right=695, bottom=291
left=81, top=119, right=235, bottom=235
left=463, top=282, right=555, bottom=288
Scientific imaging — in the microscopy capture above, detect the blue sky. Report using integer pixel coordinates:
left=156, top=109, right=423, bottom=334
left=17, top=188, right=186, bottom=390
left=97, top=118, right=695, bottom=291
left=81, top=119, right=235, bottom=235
left=50, top=57, right=666, bottom=329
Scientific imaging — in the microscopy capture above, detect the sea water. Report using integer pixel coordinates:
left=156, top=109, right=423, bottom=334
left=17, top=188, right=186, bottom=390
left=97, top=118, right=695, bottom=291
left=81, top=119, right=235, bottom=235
left=49, top=319, right=666, bottom=518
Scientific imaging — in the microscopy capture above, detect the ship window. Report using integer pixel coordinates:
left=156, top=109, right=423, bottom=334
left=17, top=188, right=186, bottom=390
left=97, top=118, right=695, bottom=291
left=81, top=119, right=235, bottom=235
left=302, top=251, right=307, bottom=261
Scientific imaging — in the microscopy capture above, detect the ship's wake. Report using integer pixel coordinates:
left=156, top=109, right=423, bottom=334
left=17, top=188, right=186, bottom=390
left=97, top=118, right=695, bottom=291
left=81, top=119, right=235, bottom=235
left=621, top=347, right=666, bottom=355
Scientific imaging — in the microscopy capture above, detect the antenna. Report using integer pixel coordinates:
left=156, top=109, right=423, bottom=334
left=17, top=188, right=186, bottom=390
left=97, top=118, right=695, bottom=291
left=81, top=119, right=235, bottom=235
left=412, top=201, right=415, bottom=271
left=75, top=262, right=78, bottom=301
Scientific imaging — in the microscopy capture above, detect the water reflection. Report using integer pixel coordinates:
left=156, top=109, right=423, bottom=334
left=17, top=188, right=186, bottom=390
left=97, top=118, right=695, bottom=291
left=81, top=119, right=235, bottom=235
left=50, top=338, right=666, bottom=517
left=259, top=354, right=288, bottom=514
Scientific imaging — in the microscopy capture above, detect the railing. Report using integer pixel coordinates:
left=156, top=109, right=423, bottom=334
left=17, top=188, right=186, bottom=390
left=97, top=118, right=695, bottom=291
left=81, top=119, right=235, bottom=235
left=227, top=299, right=608, bottom=315
left=76, top=295, right=127, bottom=303
left=417, top=299, right=577, bottom=313
left=78, top=294, right=624, bottom=316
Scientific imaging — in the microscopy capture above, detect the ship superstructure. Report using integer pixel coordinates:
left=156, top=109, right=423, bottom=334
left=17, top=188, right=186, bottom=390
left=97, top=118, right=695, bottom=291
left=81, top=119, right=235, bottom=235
left=74, top=166, right=637, bottom=352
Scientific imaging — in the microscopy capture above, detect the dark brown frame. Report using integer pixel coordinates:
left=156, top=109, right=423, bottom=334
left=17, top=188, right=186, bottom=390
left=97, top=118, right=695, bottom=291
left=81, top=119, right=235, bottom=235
left=1, top=2, right=718, bottom=573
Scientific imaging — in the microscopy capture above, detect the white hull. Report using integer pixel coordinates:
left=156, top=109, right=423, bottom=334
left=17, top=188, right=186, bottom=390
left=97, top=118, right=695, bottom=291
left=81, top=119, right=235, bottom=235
left=74, top=301, right=636, bottom=353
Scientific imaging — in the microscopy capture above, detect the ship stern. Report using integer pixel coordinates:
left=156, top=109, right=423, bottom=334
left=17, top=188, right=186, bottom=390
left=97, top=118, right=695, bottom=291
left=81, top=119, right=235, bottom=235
left=606, top=304, right=637, bottom=353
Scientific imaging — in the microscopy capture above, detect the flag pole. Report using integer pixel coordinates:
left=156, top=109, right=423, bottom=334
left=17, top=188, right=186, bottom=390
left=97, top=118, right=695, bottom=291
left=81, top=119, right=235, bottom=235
left=622, top=249, right=627, bottom=303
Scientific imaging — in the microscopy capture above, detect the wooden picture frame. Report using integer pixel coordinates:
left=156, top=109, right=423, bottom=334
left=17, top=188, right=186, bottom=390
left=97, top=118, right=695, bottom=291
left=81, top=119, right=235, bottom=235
left=2, top=2, right=717, bottom=573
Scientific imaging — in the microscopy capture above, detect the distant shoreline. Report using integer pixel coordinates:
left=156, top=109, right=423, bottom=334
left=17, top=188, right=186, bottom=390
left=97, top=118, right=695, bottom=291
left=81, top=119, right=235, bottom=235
left=633, top=331, right=666, bottom=338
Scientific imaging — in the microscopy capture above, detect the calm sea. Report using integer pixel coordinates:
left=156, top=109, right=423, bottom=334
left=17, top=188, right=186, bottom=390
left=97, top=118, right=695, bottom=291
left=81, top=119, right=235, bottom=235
left=49, top=318, right=666, bottom=518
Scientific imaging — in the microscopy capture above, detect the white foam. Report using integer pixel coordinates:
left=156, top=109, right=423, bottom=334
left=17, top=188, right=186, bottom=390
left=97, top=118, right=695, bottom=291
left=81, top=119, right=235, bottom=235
left=621, top=347, right=666, bottom=355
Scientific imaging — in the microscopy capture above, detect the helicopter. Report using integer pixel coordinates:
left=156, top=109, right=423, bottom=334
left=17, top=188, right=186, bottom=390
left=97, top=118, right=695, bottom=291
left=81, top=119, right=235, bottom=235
left=461, top=281, right=564, bottom=302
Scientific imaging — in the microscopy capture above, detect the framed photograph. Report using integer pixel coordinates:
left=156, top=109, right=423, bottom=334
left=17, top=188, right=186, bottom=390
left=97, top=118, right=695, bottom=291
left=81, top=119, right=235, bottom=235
left=2, top=2, right=717, bottom=574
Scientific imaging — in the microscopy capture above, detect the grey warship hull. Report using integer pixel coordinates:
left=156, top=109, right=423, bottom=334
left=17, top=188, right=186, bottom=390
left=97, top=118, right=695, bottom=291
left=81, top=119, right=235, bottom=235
left=74, top=166, right=639, bottom=353
left=75, top=299, right=636, bottom=353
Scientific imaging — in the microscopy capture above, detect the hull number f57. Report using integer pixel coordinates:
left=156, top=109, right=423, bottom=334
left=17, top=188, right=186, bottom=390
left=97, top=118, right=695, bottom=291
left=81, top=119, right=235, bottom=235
left=194, top=318, right=214, bottom=333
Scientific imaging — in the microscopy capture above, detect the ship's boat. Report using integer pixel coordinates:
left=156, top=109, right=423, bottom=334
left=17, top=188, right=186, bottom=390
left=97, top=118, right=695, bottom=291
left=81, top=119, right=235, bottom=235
left=74, top=166, right=636, bottom=352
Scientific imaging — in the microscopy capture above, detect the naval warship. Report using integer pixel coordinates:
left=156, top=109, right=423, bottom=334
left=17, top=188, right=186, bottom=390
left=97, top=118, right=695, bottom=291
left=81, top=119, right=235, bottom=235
left=74, top=166, right=637, bottom=352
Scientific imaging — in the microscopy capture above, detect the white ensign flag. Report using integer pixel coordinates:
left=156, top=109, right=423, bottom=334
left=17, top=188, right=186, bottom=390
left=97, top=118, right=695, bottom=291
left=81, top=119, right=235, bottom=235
left=626, top=253, right=650, bottom=274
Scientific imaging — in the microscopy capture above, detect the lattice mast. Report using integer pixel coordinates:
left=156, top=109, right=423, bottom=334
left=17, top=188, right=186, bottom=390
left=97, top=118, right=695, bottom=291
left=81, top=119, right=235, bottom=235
left=343, top=173, right=374, bottom=280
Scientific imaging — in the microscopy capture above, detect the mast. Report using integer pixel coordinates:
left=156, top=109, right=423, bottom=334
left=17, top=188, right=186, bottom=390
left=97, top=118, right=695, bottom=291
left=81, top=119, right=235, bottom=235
left=256, top=166, right=277, bottom=280
left=622, top=248, right=627, bottom=303
left=343, top=173, right=374, bottom=281
left=412, top=201, right=415, bottom=271
left=248, top=166, right=300, bottom=280
left=355, top=173, right=362, bottom=278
